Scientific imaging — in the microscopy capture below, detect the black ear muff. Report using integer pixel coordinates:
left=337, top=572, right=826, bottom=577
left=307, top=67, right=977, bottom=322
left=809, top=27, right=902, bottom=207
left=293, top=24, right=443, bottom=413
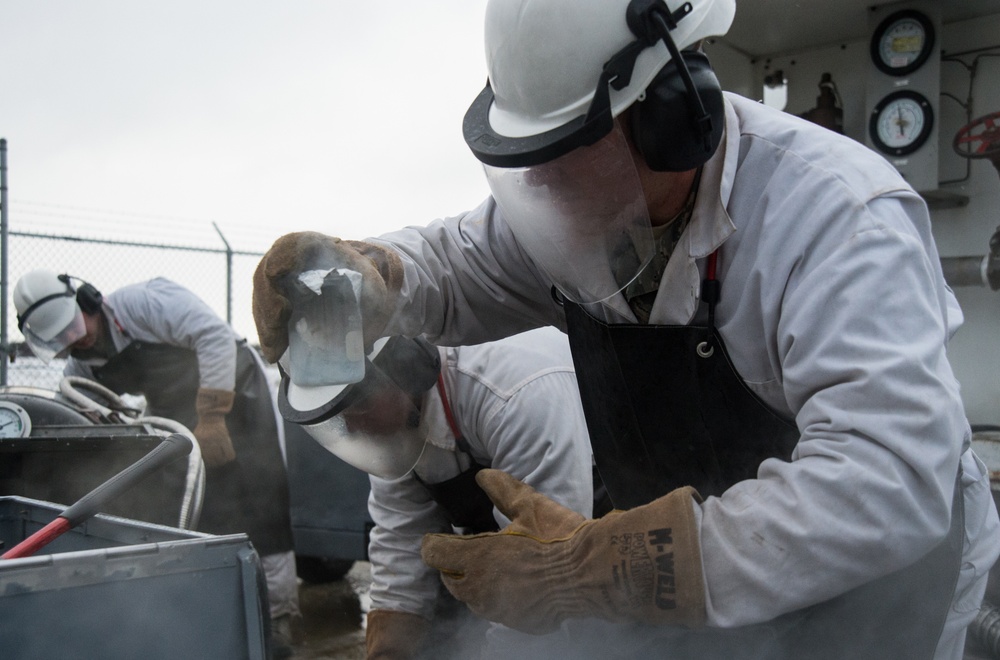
left=376, top=336, right=442, bottom=397
left=630, top=50, right=724, bottom=172
left=75, top=281, right=104, bottom=314
left=57, top=273, right=103, bottom=314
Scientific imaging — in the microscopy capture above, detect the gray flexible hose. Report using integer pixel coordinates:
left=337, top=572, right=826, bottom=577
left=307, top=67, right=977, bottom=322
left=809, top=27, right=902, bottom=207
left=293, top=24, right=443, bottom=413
left=136, top=416, right=205, bottom=530
left=58, top=376, right=205, bottom=529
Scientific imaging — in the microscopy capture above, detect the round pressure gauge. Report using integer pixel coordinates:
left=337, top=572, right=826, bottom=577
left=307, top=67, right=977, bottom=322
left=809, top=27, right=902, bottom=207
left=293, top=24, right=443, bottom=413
left=870, top=9, right=935, bottom=76
left=0, top=400, right=32, bottom=438
left=869, top=90, right=934, bottom=157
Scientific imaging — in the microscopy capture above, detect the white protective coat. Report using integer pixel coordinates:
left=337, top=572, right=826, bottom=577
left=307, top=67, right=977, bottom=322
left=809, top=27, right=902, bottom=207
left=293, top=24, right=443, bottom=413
left=64, top=278, right=239, bottom=388
left=372, top=93, right=1000, bottom=658
left=367, top=327, right=594, bottom=622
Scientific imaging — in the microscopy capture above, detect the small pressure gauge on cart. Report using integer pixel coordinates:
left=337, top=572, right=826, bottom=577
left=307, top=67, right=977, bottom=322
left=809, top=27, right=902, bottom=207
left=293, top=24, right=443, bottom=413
left=870, top=9, right=935, bottom=77
left=0, top=400, right=32, bottom=438
left=869, top=89, right=934, bottom=157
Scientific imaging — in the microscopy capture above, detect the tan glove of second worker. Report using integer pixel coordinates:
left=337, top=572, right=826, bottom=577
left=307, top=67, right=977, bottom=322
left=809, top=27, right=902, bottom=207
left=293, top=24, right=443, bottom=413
left=193, top=388, right=236, bottom=468
left=365, top=609, right=431, bottom=660
left=421, top=469, right=706, bottom=635
left=252, top=231, right=404, bottom=364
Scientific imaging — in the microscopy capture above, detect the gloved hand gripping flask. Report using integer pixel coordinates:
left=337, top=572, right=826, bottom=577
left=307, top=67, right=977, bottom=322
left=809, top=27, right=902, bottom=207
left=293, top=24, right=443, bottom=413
left=286, top=268, right=366, bottom=387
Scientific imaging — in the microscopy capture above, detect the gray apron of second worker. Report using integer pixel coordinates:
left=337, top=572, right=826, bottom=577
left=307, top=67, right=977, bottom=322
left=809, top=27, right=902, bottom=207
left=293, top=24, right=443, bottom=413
left=417, top=455, right=500, bottom=535
left=417, top=375, right=612, bottom=534
left=415, top=376, right=505, bottom=535
left=92, top=340, right=294, bottom=555
left=414, top=375, right=612, bottom=660
left=560, top=257, right=964, bottom=660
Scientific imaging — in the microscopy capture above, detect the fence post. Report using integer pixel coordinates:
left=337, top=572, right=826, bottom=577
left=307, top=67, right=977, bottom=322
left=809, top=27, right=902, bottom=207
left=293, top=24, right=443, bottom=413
left=213, top=222, right=233, bottom=325
left=1, top=138, right=9, bottom=386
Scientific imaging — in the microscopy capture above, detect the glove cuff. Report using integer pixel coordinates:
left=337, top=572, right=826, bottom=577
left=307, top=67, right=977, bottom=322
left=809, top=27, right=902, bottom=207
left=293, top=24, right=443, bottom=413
left=366, top=609, right=430, bottom=660
left=569, top=485, right=706, bottom=628
left=196, top=388, right=235, bottom=417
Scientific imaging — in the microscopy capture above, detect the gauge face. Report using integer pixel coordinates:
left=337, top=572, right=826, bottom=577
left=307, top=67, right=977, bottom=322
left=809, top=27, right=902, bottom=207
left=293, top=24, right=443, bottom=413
left=869, top=90, right=934, bottom=157
left=0, top=401, right=32, bottom=438
left=871, top=9, right=935, bottom=76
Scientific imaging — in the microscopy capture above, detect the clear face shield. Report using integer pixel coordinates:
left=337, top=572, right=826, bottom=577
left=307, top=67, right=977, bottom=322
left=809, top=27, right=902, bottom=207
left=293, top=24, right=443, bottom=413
left=482, top=121, right=655, bottom=305
left=278, top=343, right=428, bottom=480
left=19, top=302, right=87, bottom=364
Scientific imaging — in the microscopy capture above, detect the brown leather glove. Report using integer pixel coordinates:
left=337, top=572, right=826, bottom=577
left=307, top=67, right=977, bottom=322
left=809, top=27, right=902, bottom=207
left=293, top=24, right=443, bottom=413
left=421, top=469, right=705, bottom=635
left=366, top=609, right=431, bottom=660
left=252, top=232, right=404, bottom=364
left=193, top=387, right=236, bottom=467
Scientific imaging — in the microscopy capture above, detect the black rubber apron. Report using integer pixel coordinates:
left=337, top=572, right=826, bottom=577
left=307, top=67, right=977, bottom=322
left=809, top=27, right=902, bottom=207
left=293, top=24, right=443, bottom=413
left=92, top=340, right=294, bottom=555
left=560, top=254, right=964, bottom=659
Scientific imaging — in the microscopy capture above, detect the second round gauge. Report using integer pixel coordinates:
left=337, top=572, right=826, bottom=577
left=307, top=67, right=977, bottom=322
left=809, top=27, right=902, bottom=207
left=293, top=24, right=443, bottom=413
left=869, top=90, right=934, bottom=157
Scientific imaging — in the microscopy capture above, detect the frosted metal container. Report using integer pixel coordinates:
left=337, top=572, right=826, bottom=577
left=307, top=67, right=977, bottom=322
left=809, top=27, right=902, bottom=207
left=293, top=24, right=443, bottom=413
left=0, top=496, right=270, bottom=660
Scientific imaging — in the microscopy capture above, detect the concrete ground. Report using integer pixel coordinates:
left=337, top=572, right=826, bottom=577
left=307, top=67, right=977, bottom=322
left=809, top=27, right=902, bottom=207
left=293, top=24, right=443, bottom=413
left=288, top=561, right=370, bottom=660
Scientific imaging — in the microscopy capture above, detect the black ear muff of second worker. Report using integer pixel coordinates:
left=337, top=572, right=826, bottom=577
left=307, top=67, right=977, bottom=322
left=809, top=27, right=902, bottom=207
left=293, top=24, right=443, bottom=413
left=75, top=283, right=104, bottom=314
left=375, top=337, right=441, bottom=398
left=56, top=273, right=104, bottom=315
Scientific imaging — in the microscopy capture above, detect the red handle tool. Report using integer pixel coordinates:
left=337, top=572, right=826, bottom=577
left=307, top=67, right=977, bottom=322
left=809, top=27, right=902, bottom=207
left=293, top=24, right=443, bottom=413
left=2, top=433, right=193, bottom=559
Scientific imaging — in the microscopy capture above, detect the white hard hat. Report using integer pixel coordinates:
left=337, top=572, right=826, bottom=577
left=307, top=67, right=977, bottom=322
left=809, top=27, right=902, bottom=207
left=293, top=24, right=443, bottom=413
left=464, top=0, right=735, bottom=166
left=14, top=269, right=87, bottom=363
left=278, top=336, right=441, bottom=479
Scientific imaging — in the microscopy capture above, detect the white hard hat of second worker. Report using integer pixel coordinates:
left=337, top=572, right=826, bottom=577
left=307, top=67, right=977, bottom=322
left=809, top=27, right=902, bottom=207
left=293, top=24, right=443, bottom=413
left=463, top=0, right=734, bottom=308
left=13, top=270, right=99, bottom=363
left=278, top=336, right=441, bottom=480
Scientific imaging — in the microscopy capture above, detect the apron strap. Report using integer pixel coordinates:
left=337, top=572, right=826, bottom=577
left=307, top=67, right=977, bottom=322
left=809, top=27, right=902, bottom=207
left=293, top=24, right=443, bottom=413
left=436, top=373, right=473, bottom=455
left=701, top=249, right=721, bottom=353
left=410, top=374, right=498, bottom=533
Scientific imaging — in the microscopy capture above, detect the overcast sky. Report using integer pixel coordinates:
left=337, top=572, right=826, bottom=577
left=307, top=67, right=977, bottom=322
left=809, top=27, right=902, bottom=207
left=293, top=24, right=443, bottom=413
left=2, top=1, right=493, bottom=251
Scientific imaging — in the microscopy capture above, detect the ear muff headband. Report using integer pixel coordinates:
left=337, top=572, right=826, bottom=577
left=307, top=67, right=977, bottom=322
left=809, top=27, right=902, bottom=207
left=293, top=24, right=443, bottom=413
left=627, top=1, right=724, bottom=172
left=57, top=273, right=103, bottom=315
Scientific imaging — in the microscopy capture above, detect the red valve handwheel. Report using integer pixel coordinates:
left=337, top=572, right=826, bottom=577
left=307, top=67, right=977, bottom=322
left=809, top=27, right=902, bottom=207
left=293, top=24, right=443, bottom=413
left=953, top=110, right=1000, bottom=160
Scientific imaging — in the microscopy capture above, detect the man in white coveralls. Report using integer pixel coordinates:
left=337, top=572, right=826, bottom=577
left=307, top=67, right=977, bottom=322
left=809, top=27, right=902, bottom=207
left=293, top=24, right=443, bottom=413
left=276, top=327, right=598, bottom=658
left=252, top=0, right=1000, bottom=657
left=15, top=271, right=299, bottom=657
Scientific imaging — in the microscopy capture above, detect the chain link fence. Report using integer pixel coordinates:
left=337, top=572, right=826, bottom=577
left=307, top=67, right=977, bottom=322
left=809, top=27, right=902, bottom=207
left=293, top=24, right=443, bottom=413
left=2, top=227, right=266, bottom=389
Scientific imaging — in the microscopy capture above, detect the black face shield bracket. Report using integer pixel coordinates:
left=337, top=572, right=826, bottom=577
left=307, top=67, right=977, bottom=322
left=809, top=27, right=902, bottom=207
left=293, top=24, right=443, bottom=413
left=277, top=336, right=440, bottom=426
left=462, top=0, right=694, bottom=169
left=277, top=363, right=364, bottom=425
left=463, top=82, right=615, bottom=168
